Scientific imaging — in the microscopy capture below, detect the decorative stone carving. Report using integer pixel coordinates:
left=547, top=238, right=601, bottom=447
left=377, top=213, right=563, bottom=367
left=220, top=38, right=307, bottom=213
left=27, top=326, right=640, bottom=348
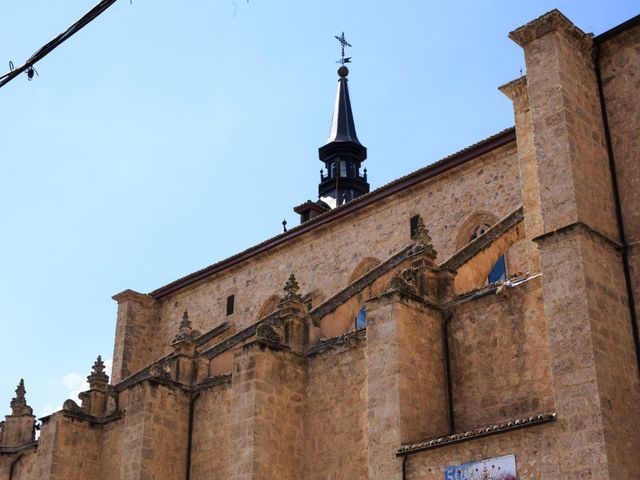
left=170, top=311, right=197, bottom=367
left=10, top=379, right=33, bottom=416
left=410, top=215, right=437, bottom=262
left=172, top=311, right=195, bottom=345
left=149, top=362, right=170, bottom=379
left=412, top=215, right=431, bottom=243
left=165, top=312, right=199, bottom=383
left=85, top=355, right=110, bottom=394
left=2, top=379, right=36, bottom=447
left=282, top=274, right=302, bottom=302
left=256, top=323, right=282, bottom=344
left=88, top=356, right=109, bottom=383
left=78, top=391, right=89, bottom=406
left=62, top=399, right=82, bottom=413
left=274, top=273, right=311, bottom=349
left=78, top=355, right=114, bottom=416
left=387, top=267, right=424, bottom=297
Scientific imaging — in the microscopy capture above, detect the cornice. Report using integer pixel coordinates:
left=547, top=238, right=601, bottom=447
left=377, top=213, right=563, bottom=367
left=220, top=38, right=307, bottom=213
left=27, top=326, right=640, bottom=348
left=509, top=9, right=593, bottom=58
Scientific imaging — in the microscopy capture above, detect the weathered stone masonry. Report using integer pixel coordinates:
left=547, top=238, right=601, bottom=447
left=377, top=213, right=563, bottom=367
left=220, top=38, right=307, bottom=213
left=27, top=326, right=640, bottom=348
left=2, top=9, right=640, bottom=480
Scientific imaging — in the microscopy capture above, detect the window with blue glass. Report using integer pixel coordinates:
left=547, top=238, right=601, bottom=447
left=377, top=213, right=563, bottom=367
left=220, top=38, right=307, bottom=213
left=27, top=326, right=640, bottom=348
left=469, top=224, right=507, bottom=285
left=355, top=306, right=367, bottom=329
left=488, top=255, right=507, bottom=284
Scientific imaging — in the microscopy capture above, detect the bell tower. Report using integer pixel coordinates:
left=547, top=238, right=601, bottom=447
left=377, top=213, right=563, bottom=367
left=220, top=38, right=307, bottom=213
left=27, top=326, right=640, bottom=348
left=294, top=32, right=369, bottom=223
left=318, top=63, right=369, bottom=205
left=318, top=32, right=369, bottom=206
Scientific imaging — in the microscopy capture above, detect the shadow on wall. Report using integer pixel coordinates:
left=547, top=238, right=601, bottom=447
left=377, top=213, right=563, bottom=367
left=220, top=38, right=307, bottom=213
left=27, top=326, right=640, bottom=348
left=454, top=211, right=525, bottom=292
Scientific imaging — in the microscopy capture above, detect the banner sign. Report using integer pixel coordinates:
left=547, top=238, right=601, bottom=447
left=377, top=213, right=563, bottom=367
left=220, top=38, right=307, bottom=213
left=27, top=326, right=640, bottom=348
left=444, top=454, right=517, bottom=480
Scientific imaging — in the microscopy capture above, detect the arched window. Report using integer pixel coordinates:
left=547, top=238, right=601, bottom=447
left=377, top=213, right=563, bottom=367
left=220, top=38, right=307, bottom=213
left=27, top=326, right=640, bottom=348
left=456, top=212, right=507, bottom=285
left=465, top=227, right=507, bottom=284
left=256, top=294, right=280, bottom=319
left=455, top=212, right=499, bottom=251
left=470, top=223, right=492, bottom=241
left=348, top=257, right=382, bottom=283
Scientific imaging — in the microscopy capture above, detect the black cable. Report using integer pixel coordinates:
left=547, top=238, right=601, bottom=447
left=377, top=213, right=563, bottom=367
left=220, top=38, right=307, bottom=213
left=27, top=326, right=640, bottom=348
left=0, top=0, right=119, bottom=89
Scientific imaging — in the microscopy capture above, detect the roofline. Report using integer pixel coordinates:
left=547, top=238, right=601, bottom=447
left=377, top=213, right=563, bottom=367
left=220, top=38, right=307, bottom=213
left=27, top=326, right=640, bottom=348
left=149, top=127, right=516, bottom=299
left=594, top=13, right=640, bottom=44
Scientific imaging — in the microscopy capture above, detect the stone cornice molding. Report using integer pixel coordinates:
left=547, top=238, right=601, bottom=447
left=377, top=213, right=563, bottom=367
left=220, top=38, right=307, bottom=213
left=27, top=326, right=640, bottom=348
left=111, top=289, right=158, bottom=307
left=367, top=287, right=442, bottom=314
left=498, top=76, right=527, bottom=101
left=305, top=329, right=366, bottom=357
left=509, top=9, right=593, bottom=58
left=397, top=412, right=556, bottom=456
left=0, top=441, right=38, bottom=455
left=39, top=410, right=123, bottom=426
left=533, top=221, right=622, bottom=251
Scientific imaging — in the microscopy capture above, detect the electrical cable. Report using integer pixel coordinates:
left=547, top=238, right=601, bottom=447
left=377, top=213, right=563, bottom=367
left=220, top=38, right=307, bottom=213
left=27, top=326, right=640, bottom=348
left=0, top=0, right=119, bottom=89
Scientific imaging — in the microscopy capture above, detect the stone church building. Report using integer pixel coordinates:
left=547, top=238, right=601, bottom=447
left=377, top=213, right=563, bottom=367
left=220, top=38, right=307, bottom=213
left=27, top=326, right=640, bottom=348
left=2, top=9, right=640, bottom=479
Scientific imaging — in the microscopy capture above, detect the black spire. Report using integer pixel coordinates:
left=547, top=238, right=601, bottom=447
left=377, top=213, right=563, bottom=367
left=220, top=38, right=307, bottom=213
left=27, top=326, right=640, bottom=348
left=325, top=67, right=362, bottom=145
left=318, top=35, right=369, bottom=206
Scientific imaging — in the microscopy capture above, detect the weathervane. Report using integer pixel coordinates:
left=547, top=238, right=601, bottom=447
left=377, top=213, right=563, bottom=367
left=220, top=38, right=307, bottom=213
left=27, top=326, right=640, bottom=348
left=335, top=32, right=352, bottom=65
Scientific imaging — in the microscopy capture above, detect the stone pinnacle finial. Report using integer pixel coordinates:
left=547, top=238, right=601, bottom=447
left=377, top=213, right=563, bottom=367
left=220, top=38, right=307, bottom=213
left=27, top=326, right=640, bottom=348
left=10, top=378, right=32, bottom=416
left=180, top=311, right=191, bottom=331
left=15, top=379, right=25, bottom=399
left=172, top=311, right=194, bottom=345
left=283, top=274, right=300, bottom=298
left=87, top=355, right=109, bottom=386
left=92, top=356, right=105, bottom=375
left=412, top=215, right=432, bottom=244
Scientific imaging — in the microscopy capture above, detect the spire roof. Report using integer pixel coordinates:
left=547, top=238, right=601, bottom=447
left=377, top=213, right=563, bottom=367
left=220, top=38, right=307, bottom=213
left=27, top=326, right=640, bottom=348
left=325, top=66, right=362, bottom=146
left=318, top=64, right=368, bottom=204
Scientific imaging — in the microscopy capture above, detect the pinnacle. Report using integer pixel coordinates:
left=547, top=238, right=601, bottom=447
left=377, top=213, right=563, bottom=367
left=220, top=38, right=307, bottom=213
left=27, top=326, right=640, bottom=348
left=283, top=274, right=300, bottom=297
left=10, top=378, right=32, bottom=415
left=171, top=311, right=195, bottom=345
left=92, top=355, right=106, bottom=375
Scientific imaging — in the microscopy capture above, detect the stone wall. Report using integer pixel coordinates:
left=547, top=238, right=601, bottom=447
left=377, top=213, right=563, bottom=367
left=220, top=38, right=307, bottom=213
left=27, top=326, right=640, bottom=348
left=50, top=416, right=101, bottom=479
left=97, top=419, right=123, bottom=480
left=405, top=422, right=560, bottom=479
left=0, top=447, right=37, bottom=480
left=190, top=383, right=230, bottom=480
left=151, top=140, right=522, bottom=359
left=499, top=76, right=542, bottom=275
left=578, top=230, right=640, bottom=477
left=449, top=278, right=554, bottom=431
left=512, top=16, right=618, bottom=241
left=23, top=415, right=100, bottom=479
left=508, top=10, right=640, bottom=478
left=228, top=343, right=304, bottom=479
left=111, top=291, right=160, bottom=384
left=303, top=343, right=368, bottom=480
left=599, top=22, right=640, bottom=328
left=0, top=416, right=82, bottom=480
left=366, top=292, right=449, bottom=479
left=23, top=416, right=55, bottom=480
left=118, top=381, right=190, bottom=480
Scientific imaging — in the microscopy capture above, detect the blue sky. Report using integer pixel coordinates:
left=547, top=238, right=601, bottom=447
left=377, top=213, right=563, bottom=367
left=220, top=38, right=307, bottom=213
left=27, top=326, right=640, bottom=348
left=0, top=1, right=637, bottom=417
